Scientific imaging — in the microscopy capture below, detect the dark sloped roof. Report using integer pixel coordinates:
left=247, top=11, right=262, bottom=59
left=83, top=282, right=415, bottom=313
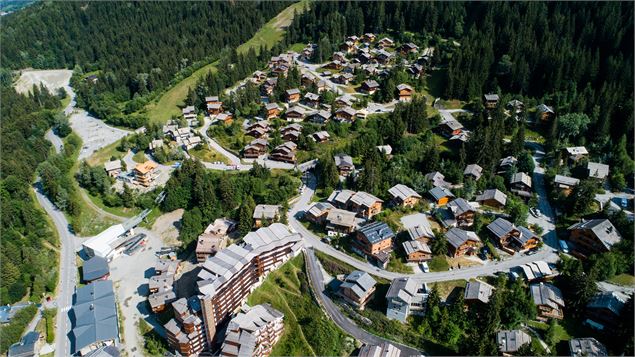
left=487, top=217, right=515, bottom=238
left=568, top=219, right=622, bottom=251
left=83, top=256, right=110, bottom=282
left=428, top=186, right=454, bottom=201
left=587, top=291, right=627, bottom=316
left=358, top=221, right=394, bottom=244
left=446, top=228, right=480, bottom=249
left=71, top=280, right=118, bottom=353
left=8, top=331, right=39, bottom=357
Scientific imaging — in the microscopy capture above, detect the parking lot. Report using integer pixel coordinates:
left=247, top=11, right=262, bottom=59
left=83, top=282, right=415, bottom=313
left=70, top=110, right=130, bottom=160
left=108, top=227, right=167, bottom=355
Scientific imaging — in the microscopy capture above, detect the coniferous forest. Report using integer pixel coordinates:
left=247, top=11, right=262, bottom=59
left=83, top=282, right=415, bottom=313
left=1, top=1, right=287, bottom=102
left=288, top=1, right=634, bottom=148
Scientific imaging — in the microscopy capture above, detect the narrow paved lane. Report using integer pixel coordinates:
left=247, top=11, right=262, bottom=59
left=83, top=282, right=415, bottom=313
left=34, top=182, right=77, bottom=357
left=45, top=129, right=64, bottom=154
left=289, top=142, right=559, bottom=283
left=304, top=249, right=422, bottom=356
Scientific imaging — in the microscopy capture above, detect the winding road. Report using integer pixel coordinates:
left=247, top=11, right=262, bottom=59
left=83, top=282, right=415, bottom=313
left=289, top=142, right=559, bottom=283
left=304, top=249, right=422, bottom=356
left=197, top=116, right=318, bottom=172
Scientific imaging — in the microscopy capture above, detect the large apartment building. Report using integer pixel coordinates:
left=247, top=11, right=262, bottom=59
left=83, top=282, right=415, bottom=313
left=196, top=223, right=303, bottom=348
left=220, top=304, right=284, bottom=357
left=165, top=297, right=207, bottom=356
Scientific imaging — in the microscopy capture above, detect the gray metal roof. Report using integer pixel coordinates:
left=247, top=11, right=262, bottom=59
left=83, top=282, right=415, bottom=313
left=587, top=291, right=628, bottom=316
left=487, top=218, right=515, bottom=238
left=388, top=184, right=421, bottom=201
left=350, top=191, right=383, bottom=208
left=402, top=240, right=431, bottom=256
left=587, top=162, right=609, bottom=179
left=568, top=219, right=622, bottom=251
left=358, top=221, right=395, bottom=244
left=358, top=342, right=401, bottom=357
left=569, top=338, right=608, bottom=357
left=428, top=186, right=454, bottom=201
left=464, top=280, right=494, bottom=303
left=499, top=156, right=518, bottom=167
left=440, top=119, right=463, bottom=130
left=446, top=228, right=480, bottom=249
left=307, top=202, right=334, bottom=217
left=326, top=208, right=357, bottom=228
left=530, top=283, right=565, bottom=310
left=71, top=280, right=119, bottom=353
left=463, top=164, right=483, bottom=178
left=476, top=189, right=507, bottom=206
left=554, top=174, right=580, bottom=187
left=447, top=198, right=474, bottom=217
left=401, top=213, right=434, bottom=241
left=104, top=160, right=121, bottom=172
left=8, top=331, right=39, bottom=357
left=342, top=270, right=376, bottom=297
left=497, top=330, right=531, bottom=353
left=334, top=154, right=354, bottom=168
left=83, top=256, right=110, bottom=282
left=386, top=277, right=423, bottom=305
left=252, top=204, right=281, bottom=220
left=328, top=189, right=356, bottom=206
left=510, top=172, right=532, bottom=188
left=484, top=93, right=500, bottom=101
left=197, top=224, right=302, bottom=298
left=226, top=303, right=283, bottom=334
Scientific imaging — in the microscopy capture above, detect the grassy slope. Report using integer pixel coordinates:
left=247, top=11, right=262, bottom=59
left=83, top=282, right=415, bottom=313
left=247, top=255, right=353, bottom=356
left=145, top=1, right=308, bottom=125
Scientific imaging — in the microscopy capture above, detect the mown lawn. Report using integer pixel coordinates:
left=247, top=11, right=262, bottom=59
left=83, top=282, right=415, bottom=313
left=188, top=146, right=230, bottom=164
left=86, top=140, right=126, bottom=166
left=429, top=255, right=450, bottom=272
left=85, top=191, right=139, bottom=218
left=608, top=273, right=635, bottom=286
left=247, top=255, right=354, bottom=356
left=132, top=150, right=147, bottom=163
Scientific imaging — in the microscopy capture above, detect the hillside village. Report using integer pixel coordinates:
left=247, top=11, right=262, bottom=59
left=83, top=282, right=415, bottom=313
left=2, top=2, right=634, bottom=357
left=69, top=31, right=632, bottom=357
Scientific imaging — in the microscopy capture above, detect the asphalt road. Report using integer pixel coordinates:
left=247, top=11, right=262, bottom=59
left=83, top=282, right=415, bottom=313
left=197, top=116, right=318, bottom=172
left=33, top=182, right=77, bottom=357
left=289, top=142, right=560, bottom=283
left=45, top=129, right=64, bottom=154
left=304, top=249, right=423, bottom=356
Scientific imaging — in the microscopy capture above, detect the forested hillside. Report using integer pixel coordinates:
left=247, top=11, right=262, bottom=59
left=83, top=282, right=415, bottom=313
left=1, top=86, right=62, bottom=305
left=1, top=1, right=288, bottom=106
left=288, top=1, right=634, bottom=147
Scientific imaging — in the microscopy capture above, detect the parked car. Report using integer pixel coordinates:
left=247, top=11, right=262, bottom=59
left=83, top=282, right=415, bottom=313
left=558, top=240, right=570, bottom=254
left=530, top=207, right=541, bottom=217
left=420, top=262, right=430, bottom=273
